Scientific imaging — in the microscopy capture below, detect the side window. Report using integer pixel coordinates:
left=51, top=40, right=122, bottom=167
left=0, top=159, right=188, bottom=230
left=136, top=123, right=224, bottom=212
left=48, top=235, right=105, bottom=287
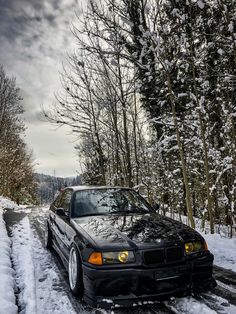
left=58, top=189, right=73, bottom=216
left=54, top=194, right=62, bottom=208
left=50, top=193, right=62, bottom=212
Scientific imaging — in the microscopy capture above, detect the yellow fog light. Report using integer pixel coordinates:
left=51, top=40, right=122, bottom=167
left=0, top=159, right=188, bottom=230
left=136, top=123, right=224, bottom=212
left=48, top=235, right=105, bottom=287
left=185, top=242, right=194, bottom=254
left=118, top=251, right=129, bottom=263
left=102, top=251, right=135, bottom=264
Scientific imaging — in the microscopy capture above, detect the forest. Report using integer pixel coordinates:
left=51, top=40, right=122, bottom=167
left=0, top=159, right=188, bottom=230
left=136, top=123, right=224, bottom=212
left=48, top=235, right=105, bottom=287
left=36, top=173, right=82, bottom=203
left=46, top=0, right=236, bottom=234
left=0, top=66, right=37, bottom=204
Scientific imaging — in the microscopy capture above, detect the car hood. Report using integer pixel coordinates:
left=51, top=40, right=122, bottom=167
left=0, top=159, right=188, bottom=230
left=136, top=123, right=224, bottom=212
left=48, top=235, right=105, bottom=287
left=72, top=213, right=203, bottom=250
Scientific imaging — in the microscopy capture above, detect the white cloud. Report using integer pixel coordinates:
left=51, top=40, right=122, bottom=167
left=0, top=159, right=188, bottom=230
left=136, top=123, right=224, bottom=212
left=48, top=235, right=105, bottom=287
left=0, top=0, right=84, bottom=177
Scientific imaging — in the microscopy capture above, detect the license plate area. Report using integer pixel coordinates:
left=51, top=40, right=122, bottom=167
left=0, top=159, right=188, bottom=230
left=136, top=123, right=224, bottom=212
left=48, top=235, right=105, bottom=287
left=154, top=265, right=189, bottom=281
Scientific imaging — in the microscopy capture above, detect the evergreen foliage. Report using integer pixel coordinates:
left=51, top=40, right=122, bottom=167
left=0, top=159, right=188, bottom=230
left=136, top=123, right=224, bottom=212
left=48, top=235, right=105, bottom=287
left=35, top=173, right=82, bottom=204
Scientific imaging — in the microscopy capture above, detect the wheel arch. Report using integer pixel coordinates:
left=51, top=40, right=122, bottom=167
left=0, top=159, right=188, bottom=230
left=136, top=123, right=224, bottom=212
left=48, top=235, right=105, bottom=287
left=70, top=240, right=83, bottom=263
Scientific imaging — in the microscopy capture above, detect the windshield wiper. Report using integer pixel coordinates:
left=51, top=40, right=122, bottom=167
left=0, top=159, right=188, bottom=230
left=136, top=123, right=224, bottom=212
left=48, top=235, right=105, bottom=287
left=73, top=212, right=107, bottom=218
left=74, top=209, right=149, bottom=218
left=109, top=209, right=147, bottom=215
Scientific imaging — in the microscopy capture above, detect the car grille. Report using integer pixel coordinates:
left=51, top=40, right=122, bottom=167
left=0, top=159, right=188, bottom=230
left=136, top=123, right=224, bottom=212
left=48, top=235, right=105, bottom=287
left=143, top=247, right=183, bottom=265
left=166, top=247, right=183, bottom=262
left=144, top=249, right=165, bottom=264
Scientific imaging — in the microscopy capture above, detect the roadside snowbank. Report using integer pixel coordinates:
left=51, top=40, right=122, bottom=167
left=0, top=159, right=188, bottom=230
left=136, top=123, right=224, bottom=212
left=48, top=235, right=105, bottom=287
left=0, top=196, right=20, bottom=211
left=0, top=195, right=31, bottom=213
left=11, top=214, right=78, bottom=314
left=11, top=217, right=37, bottom=314
left=0, top=198, right=18, bottom=314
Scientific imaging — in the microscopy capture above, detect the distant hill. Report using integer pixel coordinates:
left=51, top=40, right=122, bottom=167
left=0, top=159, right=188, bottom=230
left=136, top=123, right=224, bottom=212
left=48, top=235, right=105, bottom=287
left=34, top=173, right=82, bottom=204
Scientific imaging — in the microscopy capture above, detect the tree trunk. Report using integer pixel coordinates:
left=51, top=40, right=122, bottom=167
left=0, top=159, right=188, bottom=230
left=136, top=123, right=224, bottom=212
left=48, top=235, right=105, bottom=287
left=166, top=75, right=195, bottom=229
left=188, top=4, right=214, bottom=233
left=117, top=54, right=133, bottom=187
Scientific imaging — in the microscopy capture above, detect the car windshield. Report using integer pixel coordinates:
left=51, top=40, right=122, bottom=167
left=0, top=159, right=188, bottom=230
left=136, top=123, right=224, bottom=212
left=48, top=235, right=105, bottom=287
left=72, top=188, right=153, bottom=217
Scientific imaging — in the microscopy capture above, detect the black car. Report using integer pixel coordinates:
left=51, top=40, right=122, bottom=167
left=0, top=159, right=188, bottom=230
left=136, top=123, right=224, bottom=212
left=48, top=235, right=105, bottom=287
left=45, top=186, right=216, bottom=307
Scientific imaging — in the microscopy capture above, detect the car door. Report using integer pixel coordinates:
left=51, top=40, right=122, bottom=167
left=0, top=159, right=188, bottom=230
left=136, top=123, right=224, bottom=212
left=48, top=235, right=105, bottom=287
left=63, top=192, right=77, bottom=260
left=48, top=193, right=63, bottom=248
left=55, top=189, right=73, bottom=257
left=64, top=191, right=92, bottom=261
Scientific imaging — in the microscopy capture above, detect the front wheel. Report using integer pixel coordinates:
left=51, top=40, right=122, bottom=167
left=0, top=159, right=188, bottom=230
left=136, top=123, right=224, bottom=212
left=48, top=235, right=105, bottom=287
left=68, top=244, right=84, bottom=297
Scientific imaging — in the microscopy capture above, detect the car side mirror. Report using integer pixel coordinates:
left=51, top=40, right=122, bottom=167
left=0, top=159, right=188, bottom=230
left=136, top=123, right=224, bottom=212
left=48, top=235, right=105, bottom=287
left=56, top=208, right=66, bottom=216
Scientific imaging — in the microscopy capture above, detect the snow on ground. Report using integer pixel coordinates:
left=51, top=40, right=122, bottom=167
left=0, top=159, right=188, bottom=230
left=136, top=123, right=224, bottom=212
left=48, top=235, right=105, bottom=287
left=41, top=206, right=49, bottom=212
left=10, top=215, right=78, bottom=314
left=201, top=232, right=236, bottom=273
left=0, top=196, right=20, bottom=211
left=0, top=195, right=31, bottom=213
left=199, top=292, right=236, bottom=314
left=165, top=212, right=236, bottom=273
left=165, top=296, right=217, bottom=314
left=0, top=198, right=18, bottom=314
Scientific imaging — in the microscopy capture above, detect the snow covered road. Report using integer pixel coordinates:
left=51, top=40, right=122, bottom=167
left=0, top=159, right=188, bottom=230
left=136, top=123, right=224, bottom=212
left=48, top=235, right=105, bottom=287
left=3, top=207, right=236, bottom=314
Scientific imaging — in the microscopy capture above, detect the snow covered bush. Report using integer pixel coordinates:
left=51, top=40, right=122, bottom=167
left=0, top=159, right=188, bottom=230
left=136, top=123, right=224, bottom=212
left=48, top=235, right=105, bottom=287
left=0, top=196, right=20, bottom=211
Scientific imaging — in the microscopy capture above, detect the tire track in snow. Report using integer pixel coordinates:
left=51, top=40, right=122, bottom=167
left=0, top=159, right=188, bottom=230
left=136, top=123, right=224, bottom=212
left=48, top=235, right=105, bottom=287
left=164, top=296, right=219, bottom=314
left=194, top=292, right=236, bottom=314
left=11, top=217, right=37, bottom=314
left=10, top=215, right=83, bottom=314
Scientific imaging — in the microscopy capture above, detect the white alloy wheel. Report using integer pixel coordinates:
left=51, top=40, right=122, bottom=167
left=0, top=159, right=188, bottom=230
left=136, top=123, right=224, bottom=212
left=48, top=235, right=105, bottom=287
left=69, top=246, right=78, bottom=290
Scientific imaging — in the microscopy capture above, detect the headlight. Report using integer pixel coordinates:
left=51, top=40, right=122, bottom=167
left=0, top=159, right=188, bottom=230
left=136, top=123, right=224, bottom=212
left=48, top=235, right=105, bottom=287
left=88, top=251, right=135, bottom=265
left=185, top=241, right=207, bottom=254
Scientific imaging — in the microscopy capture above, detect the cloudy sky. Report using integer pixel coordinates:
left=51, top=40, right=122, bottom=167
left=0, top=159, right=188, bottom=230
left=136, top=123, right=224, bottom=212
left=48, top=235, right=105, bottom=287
left=0, top=0, right=84, bottom=177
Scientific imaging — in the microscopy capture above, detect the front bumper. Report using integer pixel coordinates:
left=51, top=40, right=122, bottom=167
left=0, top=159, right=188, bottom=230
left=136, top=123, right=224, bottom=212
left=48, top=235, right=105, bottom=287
left=82, top=252, right=216, bottom=307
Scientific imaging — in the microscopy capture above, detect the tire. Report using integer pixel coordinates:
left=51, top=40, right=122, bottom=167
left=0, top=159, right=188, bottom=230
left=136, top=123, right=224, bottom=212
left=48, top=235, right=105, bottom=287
left=45, top=222, right=53, bottom=249
left=68, top=244, right=84, bottom=297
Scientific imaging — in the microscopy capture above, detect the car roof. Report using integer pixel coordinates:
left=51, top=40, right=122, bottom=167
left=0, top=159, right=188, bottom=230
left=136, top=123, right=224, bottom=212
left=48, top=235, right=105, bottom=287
left=66, top=185, right=131, bottom=192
